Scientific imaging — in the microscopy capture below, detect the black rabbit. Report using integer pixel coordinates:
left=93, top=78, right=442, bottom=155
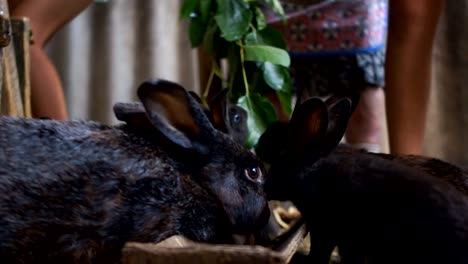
left=204, top=89, right=248, bottom=146
left=115, top=87, right=269, bottom=245
left=114, top=89, right=285, bottom=247
left=0, top=79, right=270, bottom=263
left=256, top=95, right=468, bottom=264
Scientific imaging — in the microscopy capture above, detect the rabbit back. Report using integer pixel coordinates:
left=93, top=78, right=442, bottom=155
left=290, top=149, right=468, bottom=264
left=0, top=117, right=227, bottom=262
left=372, top=151, right=468, bottom=194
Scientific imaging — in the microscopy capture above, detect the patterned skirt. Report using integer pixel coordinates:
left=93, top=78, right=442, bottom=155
left=266, top=0, right=388, bottom=98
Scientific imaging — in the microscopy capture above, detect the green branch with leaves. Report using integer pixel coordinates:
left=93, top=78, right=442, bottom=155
left=181, top=0, right=293, bottom=148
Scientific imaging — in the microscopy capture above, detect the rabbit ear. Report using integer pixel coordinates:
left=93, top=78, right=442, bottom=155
left=288, top=97, right=329, bottom=156
left=188, top=91, right=203, bottom=104
left=324, top=97, right=353, bottom=150
left=137, top=79, right=215, bottom=153
left=188, top=91, right=212, bottom=120
left=325, top=93, right=360, bottom=115
left=113, top=102, right=154, bottom=130
left=208, top=88, right=230, bottom=133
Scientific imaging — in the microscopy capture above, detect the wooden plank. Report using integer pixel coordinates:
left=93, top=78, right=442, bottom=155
left=0, top=0, right=25, bottom=117
left=11, top=16, right=31, bottom=117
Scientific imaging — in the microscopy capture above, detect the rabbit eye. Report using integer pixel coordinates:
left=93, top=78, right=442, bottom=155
left=245, top=166, right=263, bottom=183
left=233, top=113, right=241, bottom=123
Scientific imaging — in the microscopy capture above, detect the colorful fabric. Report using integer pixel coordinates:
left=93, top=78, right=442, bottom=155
left=266, top=0, right=388, bottom=56
left=292, top=49, right=385, bottom=100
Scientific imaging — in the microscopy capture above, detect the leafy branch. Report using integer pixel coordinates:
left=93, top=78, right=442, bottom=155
left=181, top=0, right=293, bottom=148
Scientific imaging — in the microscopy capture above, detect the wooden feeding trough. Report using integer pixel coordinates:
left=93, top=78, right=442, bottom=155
left=122, top=222, right=307, bottom=264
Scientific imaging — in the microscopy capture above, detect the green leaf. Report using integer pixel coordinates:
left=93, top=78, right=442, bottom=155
left=249, top=70, right=271, bottom=95
left=262, top=0, right=285, bottom=19
left=243, top=45, right=290, bottom=67
left=181, top=0, right=200, bottom=19
left=227, top=43, right=243, bottom=99
left=215, top=0, right=253, bottom=42
left=202, top=21, right=218, bottom=55
left=237, top=93, right=278, bottom=148
left=227, top=43, right=239, bottom=88
left=199, top=0, right=213, bottom=23
left=244, top=29, right=292, bottom=92
left=260, top=62, right=292, bottom=91
left=276, top=90, right=293, bottom=117
left=244, top=26, right=287, bottom=49
left=189, top=18, right=207, bottom=47
left=203, top=20, right=230, bottom=58
left=255, top=7, right=267, bottom=31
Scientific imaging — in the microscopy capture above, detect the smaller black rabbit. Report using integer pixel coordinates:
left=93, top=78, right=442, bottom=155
left=205, top=89, right=248, bottom=146
left=256, top=96, right=468, bottom=264
left=0, top=79, right=269, bottom=263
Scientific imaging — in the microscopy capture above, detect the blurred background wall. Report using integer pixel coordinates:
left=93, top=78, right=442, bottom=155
left=46, top=0, right=200, bottom=124
left=424, top=0, right=468, bottom=165
left=46, top=0, right=467, bottom=164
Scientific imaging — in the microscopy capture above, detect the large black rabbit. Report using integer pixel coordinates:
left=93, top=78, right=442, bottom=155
left=256, top=95, right=468, bottom=264
left=0, top=79, right=269, bottom=263
left=114, top=88, right=285, bottom=247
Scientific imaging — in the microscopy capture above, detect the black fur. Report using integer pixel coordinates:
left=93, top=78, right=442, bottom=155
left=257, top=96, right=468, bottom=264
left=0, top=79, right=269, bottom=263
